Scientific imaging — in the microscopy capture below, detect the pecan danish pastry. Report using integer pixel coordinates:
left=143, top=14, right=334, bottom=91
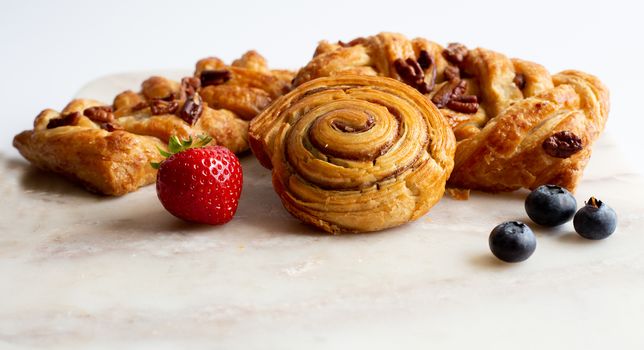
left=14, top=51, right=293, bottom=195
left=249, top=76, right=455, bottom=233
left=293, top=33, right=610, bottom=192
left=13, top=99, right=165, bottom=196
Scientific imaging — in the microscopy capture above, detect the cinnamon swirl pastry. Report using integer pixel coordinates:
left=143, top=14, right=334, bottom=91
left=14, top=51, right=293, bottom=195
left=294, top=33, right=610, bottom=192
left=249, top=76, right=455, bottom=233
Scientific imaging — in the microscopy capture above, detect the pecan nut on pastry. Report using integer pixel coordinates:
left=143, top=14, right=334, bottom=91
left=114, top=79, right=255, bottom=155
left=293, top=32, right=610, bottom=192
left=195, top=50, right=294, bottom=121
left=13, top=99, right=165, bottom=196
left=249, top=76, right=455, bottom=234
left=13, top=51, right=294, bottom=195
left=115, top=51, right=294, bottom=155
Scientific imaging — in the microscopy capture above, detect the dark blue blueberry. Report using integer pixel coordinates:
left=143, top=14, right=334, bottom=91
left=525, top=184, right=577, bottom=227
left=574, top=197, right=617, bottom=240
left=489, top=221, right=537, bottom=263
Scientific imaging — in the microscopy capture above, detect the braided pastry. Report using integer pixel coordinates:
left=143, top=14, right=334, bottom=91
left=14, top=51, right=293, bottom=195
left=194, top=50, right=293, bottom=122
left=116, top=50, right=293, bottom=154
left=294, top=33, right=610, bottom=192
left=249, top=76, right=455, bottom=233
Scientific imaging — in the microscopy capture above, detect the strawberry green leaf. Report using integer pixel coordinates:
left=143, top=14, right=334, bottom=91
left=156, top=146, right=173, bottom=158
left=150, top=134, right=213, bottom=169
left=194, top=135, right=213, bottom=148
left=168, top=135, right=185, bottom=154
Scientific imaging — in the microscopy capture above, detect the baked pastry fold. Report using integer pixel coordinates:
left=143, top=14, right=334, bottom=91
left=293, top=33, right=610, bottom=192
left=14, top=51, right=293, bottom=195
left=13, top=100, right=165, bottom=195
left=249, top=76, right=455, bottom=233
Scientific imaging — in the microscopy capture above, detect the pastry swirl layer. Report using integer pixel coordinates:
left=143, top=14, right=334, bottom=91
left=249, top=76, right=455, bottom=233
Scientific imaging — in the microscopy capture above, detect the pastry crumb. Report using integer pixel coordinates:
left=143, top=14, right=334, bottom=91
left=446, top=188, right=470, bottom=200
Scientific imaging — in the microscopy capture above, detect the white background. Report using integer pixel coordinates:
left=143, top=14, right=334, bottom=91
left=1, top=0, right=643, bottom=165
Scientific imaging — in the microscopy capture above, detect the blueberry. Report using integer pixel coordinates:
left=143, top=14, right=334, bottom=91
left=489, top=221, right=537, bottom=263
left=573, top=197, right=617, bottom=240
left=525, top=184, right=577, bottom=227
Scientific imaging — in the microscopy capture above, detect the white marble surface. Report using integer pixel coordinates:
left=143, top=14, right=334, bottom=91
left=1, top=72, right=644, bottom=349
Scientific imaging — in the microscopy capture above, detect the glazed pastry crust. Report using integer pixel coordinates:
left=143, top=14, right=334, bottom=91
left=294, top=33, right=610, bottom=192
left=13, top=100, right=165, bottom=196
left=249, top=76, right=455, bottom=234
left=195, top=50, right=293, bottom=120
left=113, top=76, right=251, bottom=154
left=14, top=51, right=293, bottom=195
left=450, top=70, right=608, bottom=192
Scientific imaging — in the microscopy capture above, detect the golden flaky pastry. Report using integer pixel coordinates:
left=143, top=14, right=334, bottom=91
left=249, top=76, right=455, bottom=234
left=13, top=99, right=165, bottom=196
left=14, top=51, right=293, bottom=195
left=294, top=33, right=610, bottom=193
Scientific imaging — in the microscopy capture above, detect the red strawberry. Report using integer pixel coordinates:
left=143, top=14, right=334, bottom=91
left=153, top=136, right=243, bottom=225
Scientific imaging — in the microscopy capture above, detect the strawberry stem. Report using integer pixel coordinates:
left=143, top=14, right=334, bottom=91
left=150, top=134, right=213, bottom=169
